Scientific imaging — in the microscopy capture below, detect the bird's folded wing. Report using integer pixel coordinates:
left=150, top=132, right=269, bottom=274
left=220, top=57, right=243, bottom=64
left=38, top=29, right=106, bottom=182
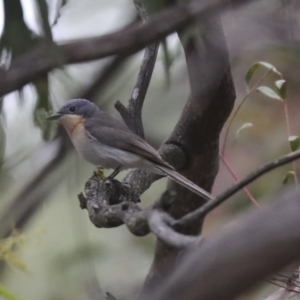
left=85, top=118, right=174, bottom=169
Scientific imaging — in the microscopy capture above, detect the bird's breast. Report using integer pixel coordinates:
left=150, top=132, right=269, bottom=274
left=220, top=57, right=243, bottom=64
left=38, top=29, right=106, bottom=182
left=58, top=115, right=154, bottom=170
left=59, top=115, right=96, bottom=163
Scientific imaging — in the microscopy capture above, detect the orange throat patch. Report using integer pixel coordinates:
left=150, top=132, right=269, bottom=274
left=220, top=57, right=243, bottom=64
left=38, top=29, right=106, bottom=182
left=58, top=115, right=85, bottom=138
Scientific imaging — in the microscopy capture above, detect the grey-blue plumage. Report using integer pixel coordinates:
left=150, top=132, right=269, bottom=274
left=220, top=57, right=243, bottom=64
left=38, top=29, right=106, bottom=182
left=48, top=99, right=213, bottom=200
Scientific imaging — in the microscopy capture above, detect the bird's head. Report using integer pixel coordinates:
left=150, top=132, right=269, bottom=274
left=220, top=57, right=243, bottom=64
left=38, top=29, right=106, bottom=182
left=47, top=99, right=98, bottom=121
left=47, top=99, right=99, bottom=134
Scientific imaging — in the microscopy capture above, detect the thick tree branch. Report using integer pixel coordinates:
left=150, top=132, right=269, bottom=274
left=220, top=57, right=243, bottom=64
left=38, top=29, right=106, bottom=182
left=140, top=7, right=235, bottom=292
left=0, top=0, right=253, bottom=97
left=142, top=187, right=300, bottom=300
left=79, top=176, right=202, bottom=248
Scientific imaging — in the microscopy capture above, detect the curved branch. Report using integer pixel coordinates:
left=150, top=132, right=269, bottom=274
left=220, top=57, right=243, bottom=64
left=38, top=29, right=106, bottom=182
left=80, top=176, right=201, bottom=247
left=148, top=211, right=203, bottom=249
left=142, top=187, right=300, bottom=300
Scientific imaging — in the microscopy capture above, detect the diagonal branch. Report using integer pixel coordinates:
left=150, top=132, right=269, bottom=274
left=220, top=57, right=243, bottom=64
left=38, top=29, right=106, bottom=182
left=176, top=149, right=300, bottom=229
left=115, top=0, right=159, bottom=137
left=115, top=42, right=159, bottom=137
left=0, top=0, right=254, bottom=98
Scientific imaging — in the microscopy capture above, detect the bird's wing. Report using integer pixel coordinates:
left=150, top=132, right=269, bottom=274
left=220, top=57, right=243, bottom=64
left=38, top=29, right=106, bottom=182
left=84, top=116, right=174, bottom=169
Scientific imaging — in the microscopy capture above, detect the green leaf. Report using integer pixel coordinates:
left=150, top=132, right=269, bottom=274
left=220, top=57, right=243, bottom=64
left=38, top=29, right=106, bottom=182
left=275, top=79, right=287, bottom=99
left=245, top=61, right=281, bottom=91
left=0, top=284, right=21, bottom=300
left=236, top=122, right=253, bottom=138
left=282, top=171, right=295, bottom=185
left=289, top=136, right=300, bottom=151
left=256, top=86, right=282, bottom=101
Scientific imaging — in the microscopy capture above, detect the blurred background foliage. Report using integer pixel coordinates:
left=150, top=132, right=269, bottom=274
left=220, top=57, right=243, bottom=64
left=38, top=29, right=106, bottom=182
left=0, top=0, right=300, bottom=299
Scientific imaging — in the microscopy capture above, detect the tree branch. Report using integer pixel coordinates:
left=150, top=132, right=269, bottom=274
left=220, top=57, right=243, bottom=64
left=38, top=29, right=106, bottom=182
left=79, top=176, right=202, bottom=248
left=142, top=187, right=300, bottom=300
left=115, top=0, right=159, bottom=137
left=140, top=5, right=235, bottom=292
left=148, top=210, right=203, bottom=249
left=0, top=0, right=253, bottom=97
left=176, top=149, right=300, bottom=229
left=115, top=42, right=159, bottom=137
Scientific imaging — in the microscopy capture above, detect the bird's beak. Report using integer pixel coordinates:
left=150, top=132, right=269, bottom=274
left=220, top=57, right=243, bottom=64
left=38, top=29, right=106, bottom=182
left=47, top=112, right=62, bottom=120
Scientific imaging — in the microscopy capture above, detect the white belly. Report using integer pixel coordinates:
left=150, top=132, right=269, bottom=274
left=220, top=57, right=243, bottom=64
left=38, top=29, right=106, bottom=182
left=71, top=131, right=146, bottom=170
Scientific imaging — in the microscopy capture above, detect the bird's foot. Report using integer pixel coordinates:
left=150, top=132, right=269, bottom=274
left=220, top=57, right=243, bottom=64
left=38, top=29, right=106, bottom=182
left=94, top=167, right=105, bottom=178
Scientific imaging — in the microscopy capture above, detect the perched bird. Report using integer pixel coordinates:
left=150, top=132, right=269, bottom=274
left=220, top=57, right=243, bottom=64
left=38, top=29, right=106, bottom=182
left=47, top=99, right=213, bottom=200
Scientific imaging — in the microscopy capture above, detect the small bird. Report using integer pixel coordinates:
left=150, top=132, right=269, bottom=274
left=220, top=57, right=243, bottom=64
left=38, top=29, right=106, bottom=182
left=47, top=99, right=213, bottom=200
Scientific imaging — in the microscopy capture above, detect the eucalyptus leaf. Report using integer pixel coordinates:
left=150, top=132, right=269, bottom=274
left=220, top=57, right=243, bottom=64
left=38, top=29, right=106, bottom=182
left=245, top=61, right=281, bottom=91
left=256, top=86, right=282, bottom=101
left=0, top=284, right=21, bottom=300
left=289, top=136, right=300, bottom=151
left=236, top=122, right=253, bottom=138
left=282, top=171, right=295, bottom=185
left=275, top=79, right=287, bottom=99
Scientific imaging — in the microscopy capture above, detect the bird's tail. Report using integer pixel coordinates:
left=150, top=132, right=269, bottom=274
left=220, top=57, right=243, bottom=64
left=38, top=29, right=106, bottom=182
left=155, top=165, right=213, bottom=201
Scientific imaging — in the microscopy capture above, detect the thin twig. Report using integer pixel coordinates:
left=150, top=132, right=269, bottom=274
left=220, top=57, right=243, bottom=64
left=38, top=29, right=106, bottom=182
left=114, top=1, right=159, bottom=137
left=115, top=42, right=159, bottom=137
left=221, top=68, right=272, bottom=155
left=176, top=149, right=300, bottom=228
left=283, top=96, right=298, bottom=186
left=220, top=154, right=260, bottom=208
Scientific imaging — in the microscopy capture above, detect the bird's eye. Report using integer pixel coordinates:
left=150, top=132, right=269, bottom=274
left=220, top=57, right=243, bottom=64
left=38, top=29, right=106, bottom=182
left=69, top=106, right=76, bottom=113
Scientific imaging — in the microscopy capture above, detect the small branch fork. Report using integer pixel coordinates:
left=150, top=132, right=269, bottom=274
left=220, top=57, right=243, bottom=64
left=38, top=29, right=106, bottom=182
left=78, top=177, right=201, bottom=248
left=78, top=149, right=300, bottom=248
